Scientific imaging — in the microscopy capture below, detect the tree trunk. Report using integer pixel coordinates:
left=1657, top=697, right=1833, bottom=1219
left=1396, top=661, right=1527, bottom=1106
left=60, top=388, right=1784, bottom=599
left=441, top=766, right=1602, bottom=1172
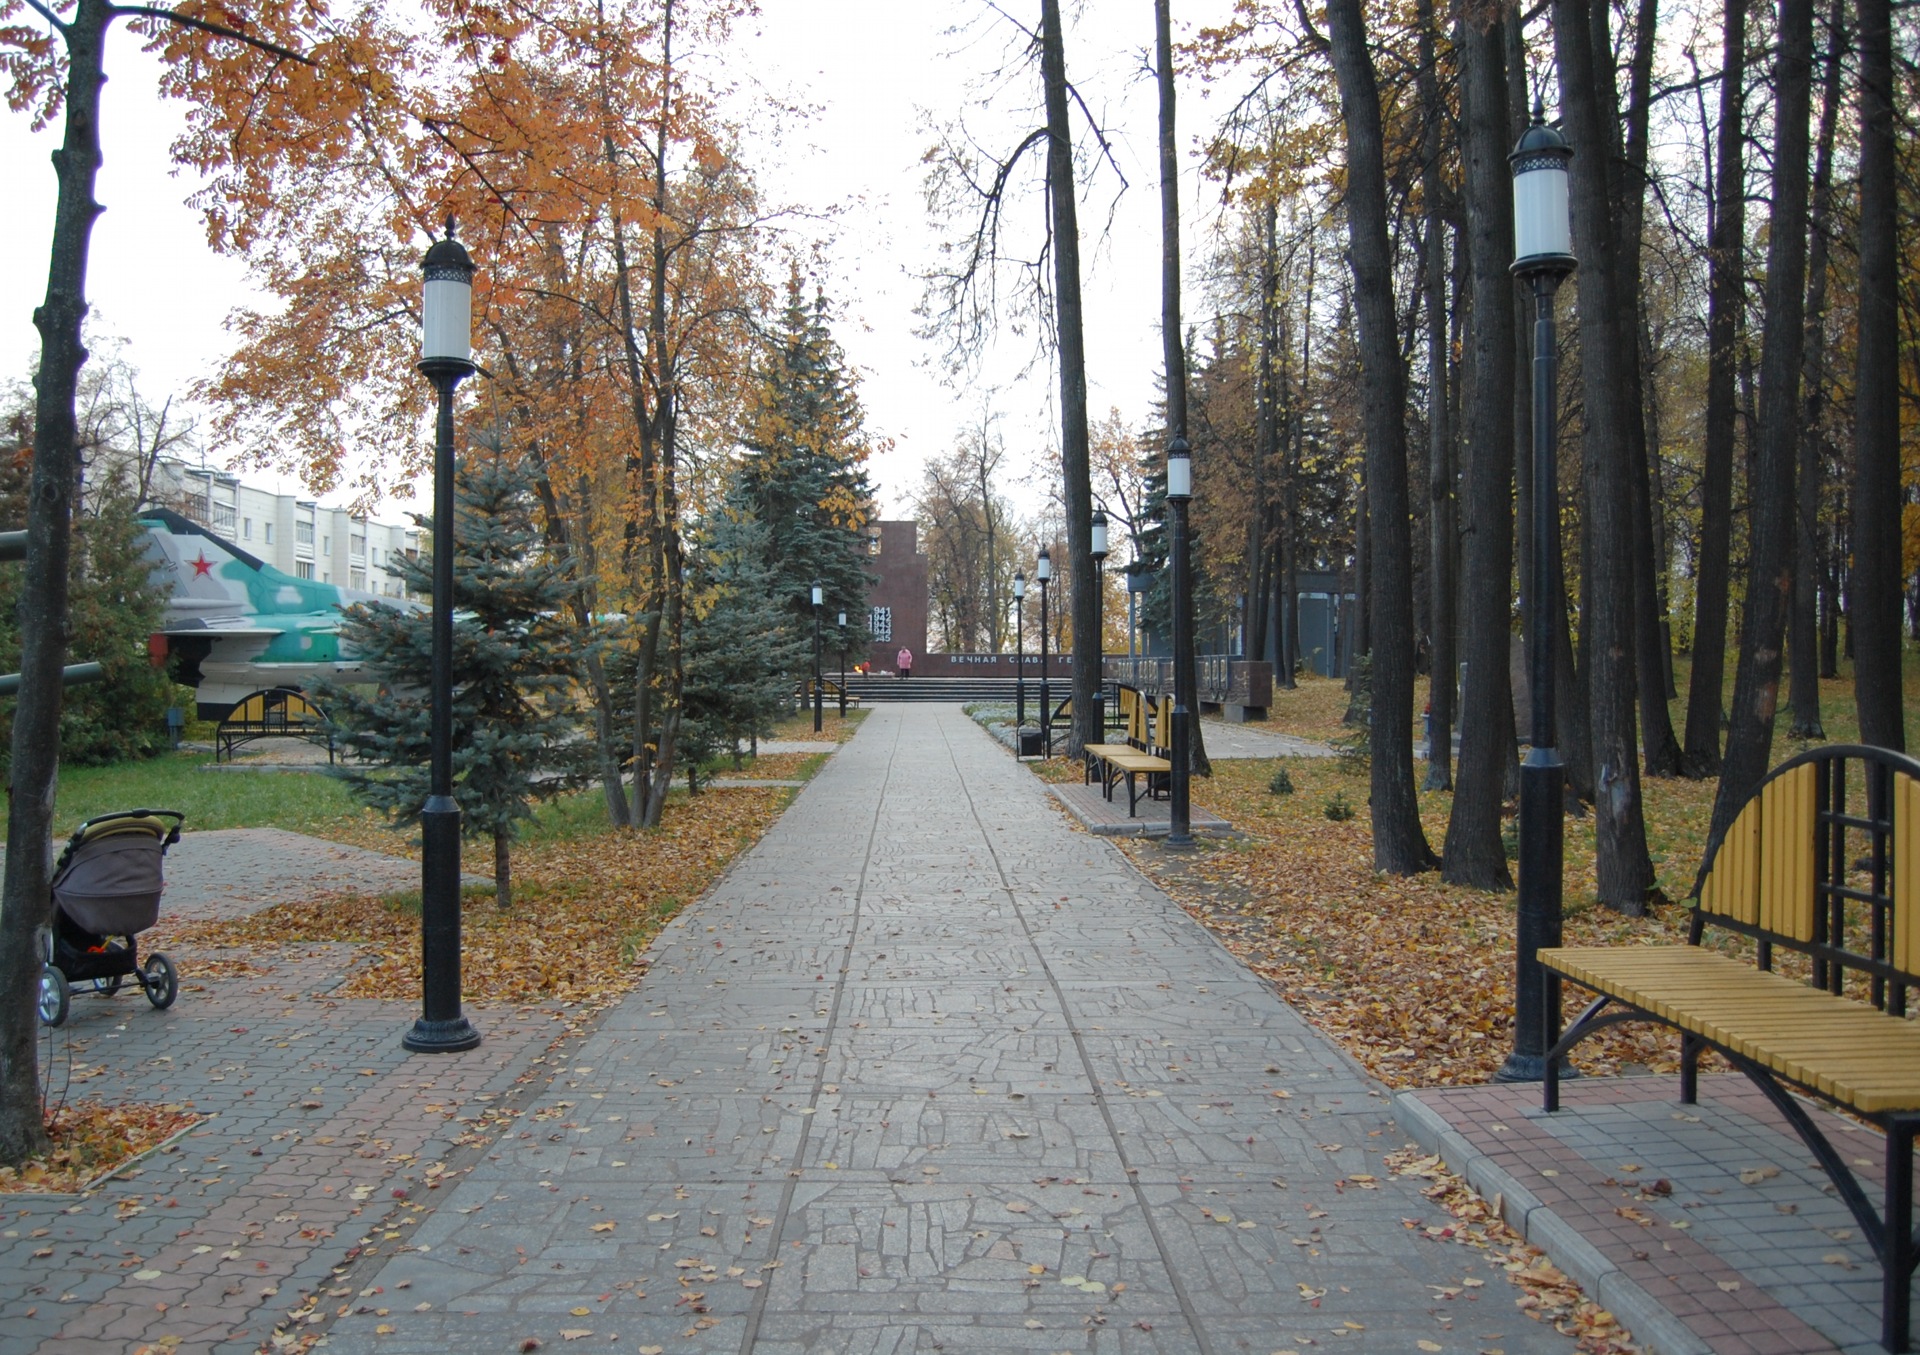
left=1789, top=0, right=1844, bottom=741
left=1682, top=0, right=1747, bottom=777
left=1443, top=1, right=1516, bottom=890
left=494, top=830, right=512, bottom=910
left=1704, top=0, right=1815, bottom=868
left=1043, top=0, right=1098, bottom=760
left=1155, top=0, right=1209, bottom=776
left=1849, top=0, right=1902, bottom=752
left=1555, top=0, right=1654, bottom=911
left=1418, top=0, right=1453, bottom=792
left=1254, top=199, right=1281, bottom=671
left=1325, top=0, right=1437, bottom=875
left=0, top=0, right=110, bottom=1168
left=1613, top=0, right=1683, bottom=777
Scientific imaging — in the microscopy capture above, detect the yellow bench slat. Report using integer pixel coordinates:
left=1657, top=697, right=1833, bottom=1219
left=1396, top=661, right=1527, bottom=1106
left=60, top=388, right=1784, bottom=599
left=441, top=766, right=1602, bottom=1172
left=1542, top=944, right=1920, bottom=1113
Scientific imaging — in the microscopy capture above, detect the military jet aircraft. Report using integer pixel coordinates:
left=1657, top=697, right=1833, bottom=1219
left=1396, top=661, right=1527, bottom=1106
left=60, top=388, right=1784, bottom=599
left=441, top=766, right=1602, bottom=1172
left=141, top=507, right=414, bottom=718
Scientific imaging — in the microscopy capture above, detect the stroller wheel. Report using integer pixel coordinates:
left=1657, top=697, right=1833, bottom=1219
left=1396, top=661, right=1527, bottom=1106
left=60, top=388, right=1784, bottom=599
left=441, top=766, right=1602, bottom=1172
left=39, top=966, right=70, bottom=1027
left=142, top=953, right=178, bottom=1011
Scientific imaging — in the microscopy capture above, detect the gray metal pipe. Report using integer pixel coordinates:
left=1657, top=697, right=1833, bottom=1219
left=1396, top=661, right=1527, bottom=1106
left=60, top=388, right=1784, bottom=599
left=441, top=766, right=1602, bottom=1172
left=0, top=662, right=105, bottom=696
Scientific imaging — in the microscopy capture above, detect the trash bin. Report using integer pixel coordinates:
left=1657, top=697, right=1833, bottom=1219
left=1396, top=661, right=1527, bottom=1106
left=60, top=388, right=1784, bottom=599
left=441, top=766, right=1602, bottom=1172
left=165, top=707, right=185, bottom=749
left=1018, top=727, right=1044, bottom=758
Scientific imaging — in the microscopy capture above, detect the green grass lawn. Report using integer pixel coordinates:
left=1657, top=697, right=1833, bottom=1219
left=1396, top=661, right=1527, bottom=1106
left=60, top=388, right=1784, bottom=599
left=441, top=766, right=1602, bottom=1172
left=35, top=740, right=816, bottom=847
left=48, top=751, right=366, bottom=839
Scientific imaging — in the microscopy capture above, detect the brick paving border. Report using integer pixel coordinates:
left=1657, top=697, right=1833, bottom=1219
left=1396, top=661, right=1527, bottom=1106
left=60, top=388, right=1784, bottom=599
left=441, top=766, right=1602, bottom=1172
left=6, top=942, right=568, bottom=1355
left=1399, top=1075, right=1905, bottom=1354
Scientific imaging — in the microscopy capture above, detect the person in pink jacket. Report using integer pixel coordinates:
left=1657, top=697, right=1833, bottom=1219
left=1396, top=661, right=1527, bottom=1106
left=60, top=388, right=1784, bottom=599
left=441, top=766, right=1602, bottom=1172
left=896, top=647, right=913, bottom=679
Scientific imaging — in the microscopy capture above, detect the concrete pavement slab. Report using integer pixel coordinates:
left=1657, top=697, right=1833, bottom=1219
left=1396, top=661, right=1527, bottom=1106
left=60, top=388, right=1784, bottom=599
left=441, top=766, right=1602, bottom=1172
left=317, top=704, right=1567, bottom=1355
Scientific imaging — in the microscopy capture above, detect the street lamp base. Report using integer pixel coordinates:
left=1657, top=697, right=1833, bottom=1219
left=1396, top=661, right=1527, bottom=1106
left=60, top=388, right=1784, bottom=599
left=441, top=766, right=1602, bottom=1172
left=1492, top=1052, right=1574, bottom=1084
left=1162, top=833, right=1196, bottom=851
left=402, top=1015, right=482, bottom=1053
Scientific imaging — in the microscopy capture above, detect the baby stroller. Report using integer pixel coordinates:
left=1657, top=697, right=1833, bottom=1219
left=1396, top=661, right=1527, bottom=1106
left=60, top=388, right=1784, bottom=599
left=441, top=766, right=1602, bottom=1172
left=38, top=810, right=184, bottom=1028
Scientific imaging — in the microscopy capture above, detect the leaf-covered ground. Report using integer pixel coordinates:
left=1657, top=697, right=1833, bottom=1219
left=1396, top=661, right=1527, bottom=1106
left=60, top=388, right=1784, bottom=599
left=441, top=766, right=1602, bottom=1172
left=0, top=1100, right=201, bottom=1195
left=1123, top=750, right=1715, bottom=1089
left=159, top=785, right=794, bottom=1007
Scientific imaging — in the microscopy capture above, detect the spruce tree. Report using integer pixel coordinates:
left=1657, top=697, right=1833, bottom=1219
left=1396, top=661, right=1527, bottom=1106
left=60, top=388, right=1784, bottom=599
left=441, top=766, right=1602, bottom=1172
left=323, top=453, right=584, bottom=909
left=682, top=511, right=810, bottom=786
left=729, top=268, right=877, bottom=627
left=0, top=407, right=176, bottom=766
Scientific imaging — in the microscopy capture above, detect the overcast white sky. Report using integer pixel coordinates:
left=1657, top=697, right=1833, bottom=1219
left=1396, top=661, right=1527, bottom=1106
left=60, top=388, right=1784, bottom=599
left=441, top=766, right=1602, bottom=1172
left=0, top=0, right=1240, bottom=522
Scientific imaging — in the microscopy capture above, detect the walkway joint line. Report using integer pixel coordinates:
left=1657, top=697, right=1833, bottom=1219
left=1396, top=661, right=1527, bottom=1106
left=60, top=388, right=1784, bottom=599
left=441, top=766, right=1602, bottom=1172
left=735, top=713, right=899, bottom=1355
left=937, top=716, right=1221, bottom=1355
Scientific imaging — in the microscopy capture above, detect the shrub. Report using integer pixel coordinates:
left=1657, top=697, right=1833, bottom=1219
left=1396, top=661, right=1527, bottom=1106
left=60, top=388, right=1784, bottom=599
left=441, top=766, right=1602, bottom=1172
left=1324, top=792, right=1354, bottom=822
left=1268, top=766, right=1295, bottom=796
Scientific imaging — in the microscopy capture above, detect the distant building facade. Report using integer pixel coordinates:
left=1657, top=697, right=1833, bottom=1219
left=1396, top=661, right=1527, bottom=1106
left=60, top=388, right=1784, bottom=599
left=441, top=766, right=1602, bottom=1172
left=146, top=458, right=421, bottom=601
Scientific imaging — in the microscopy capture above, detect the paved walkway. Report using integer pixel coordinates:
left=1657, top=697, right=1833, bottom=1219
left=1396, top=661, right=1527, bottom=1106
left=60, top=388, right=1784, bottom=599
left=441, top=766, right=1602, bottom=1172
left=316, top=703, right=1558, bottom=1354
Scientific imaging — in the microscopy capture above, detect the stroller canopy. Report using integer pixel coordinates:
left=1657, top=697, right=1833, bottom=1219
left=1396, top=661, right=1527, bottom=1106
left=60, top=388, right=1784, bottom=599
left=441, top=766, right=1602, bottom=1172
left=52, top=813, right=179, bottom=938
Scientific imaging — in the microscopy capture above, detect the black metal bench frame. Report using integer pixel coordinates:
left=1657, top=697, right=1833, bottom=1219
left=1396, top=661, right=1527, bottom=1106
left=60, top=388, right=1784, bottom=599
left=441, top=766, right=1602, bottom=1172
left=1543, top=745, right=1920, bottom=1352
left=214, top=687, right=335, bottom=764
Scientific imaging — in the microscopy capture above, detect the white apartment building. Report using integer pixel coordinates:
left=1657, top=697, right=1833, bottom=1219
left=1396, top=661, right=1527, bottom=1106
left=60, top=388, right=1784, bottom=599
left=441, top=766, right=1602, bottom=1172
left=149, top=458, right=421, bottom=600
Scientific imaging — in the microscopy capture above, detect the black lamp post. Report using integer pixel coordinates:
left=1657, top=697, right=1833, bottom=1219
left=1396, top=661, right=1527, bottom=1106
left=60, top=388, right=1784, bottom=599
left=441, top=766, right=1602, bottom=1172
left=1497, top=102, right=1577, bottom=1083
left=1166, top=437, right=1195, bottom=849
left=1013, top=571, right=1028, bottom=735
left=404, top=219, right=481, bottom=1054
left=811, top=582, right=824, bottom=734
left=1090, top=510, right=1109, bottom=735
left=1127, top=560, right=1148, bottom=684
left=837, top=610, right=847, bottom=718
left=1037, top=547, right=1053, bottom=758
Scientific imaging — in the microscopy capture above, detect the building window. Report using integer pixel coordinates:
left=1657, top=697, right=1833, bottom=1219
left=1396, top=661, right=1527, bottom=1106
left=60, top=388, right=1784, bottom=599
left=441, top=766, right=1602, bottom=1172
left=322, top=536, right=331, bottom=555
left=212, top=503, right=236, bottom=534
left=295, top=560, right=315, bottom=579
left=242, top=518, right=252, bottom=541
left=295, top=520, right=314, bottom=546
left=870, top=607, right=892, bottom=643
left=264, top=523, right=274, bottom=545
left=349, top=534, right=365, bottom=558
left=350, top=568, right=366, bottom=590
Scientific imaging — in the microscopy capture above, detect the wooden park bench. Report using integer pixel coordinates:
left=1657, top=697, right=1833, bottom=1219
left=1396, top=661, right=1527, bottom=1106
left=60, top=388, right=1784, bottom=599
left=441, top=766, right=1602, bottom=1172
left=1083, top=687, right=1171, bottom=817
left=1540, top=745, right=1920, bottom=1351
left=796, top=678, right=860, bottom=712
left=214, top=687, right=335, bottom=763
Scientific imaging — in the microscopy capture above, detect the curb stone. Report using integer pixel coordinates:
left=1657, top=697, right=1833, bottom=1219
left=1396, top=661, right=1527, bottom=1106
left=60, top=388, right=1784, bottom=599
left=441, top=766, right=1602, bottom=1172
left=1392, top=1089, right=1713, bottom=1355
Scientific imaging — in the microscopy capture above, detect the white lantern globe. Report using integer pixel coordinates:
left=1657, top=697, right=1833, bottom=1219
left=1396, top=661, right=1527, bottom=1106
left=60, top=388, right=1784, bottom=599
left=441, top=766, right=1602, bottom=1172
left=1166, top=437, right=1193, bottom=501
left=1509, top=105, right=1576, bottom=279
left=421, top=218, right=476, bottom=371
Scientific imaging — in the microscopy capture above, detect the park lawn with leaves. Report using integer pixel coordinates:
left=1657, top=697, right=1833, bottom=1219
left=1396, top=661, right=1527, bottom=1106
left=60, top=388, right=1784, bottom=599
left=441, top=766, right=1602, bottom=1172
left=157, top=785, right=793, bottom=1006
left=1120, top=754, right=1719, bottom=1088
left=767, top=708, right=866, bottom=743
left=0, top=1101, right=201, bottom=1194
left=708, top=751, right=825, bottom=781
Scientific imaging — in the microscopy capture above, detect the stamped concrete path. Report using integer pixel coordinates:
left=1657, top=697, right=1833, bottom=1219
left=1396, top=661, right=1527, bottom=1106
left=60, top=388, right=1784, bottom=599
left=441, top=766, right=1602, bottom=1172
left=323, top=702, right=1567, bottom=1354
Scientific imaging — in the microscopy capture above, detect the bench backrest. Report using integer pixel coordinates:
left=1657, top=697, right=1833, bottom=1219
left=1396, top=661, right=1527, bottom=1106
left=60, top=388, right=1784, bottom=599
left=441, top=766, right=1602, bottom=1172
left=1695, top=744, right=1920, bottom=1011
left=1112, top=686, right=1149, bottom=748
left=221, top=687, right=325, bottom=732
left=1150, top=696, right=1173, bottom=757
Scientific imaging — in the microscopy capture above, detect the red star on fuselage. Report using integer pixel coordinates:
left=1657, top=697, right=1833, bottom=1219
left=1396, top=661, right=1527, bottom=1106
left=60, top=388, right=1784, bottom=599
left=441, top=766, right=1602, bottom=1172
left=190, top=553, right=215, bottom=578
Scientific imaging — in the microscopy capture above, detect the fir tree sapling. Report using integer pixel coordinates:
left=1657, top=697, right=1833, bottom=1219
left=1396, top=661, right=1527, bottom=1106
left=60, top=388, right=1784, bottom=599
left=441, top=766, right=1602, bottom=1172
left=682, top=511, right=811, bottom=786
left=323, top=453, right=586, bottom=909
